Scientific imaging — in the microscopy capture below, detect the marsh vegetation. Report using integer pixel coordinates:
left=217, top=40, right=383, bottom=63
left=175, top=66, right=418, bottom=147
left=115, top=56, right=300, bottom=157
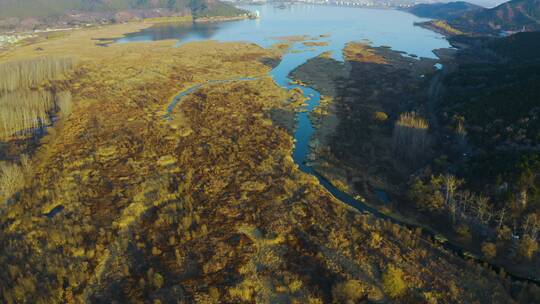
left=0, top=57, right=76, bottom=140
left=0, top=155, right=31, bottom=203
left=392, top=112, right=429, bottom=161
left=0, top=57, right=75, bottom=93
left=291, top=34, right=540, bottom=286
left=0, top=18, right=539, bottom=304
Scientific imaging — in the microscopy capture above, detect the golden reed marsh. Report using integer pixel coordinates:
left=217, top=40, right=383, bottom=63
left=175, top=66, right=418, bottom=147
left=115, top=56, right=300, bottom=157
left=0, top=22, right=538, bottom=303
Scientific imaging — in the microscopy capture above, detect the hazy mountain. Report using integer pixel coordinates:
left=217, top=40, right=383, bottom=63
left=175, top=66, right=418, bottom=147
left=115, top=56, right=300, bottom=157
left=452, top=0, right=540, bottom=32
left=410, top=0, right=540, bottom=34
left=407, top=1, right=484, bottom=20
left=0, top=0, right=244, bottom=19
left=464, top=0, right=507, bottom=7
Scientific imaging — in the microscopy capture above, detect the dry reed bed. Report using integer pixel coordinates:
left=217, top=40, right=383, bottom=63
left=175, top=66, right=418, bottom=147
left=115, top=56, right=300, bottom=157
left=0, top=155, right=31, bottom=203
left=0, top=57, right=75, bottom=140
left=0, top=57, right=75, bottom=202
left=0, top=90, right=54, bottom=138
left=0, top=57, right=76, bottom=93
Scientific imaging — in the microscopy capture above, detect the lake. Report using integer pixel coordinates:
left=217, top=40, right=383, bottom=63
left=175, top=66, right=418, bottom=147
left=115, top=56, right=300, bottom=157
left=117, top=4, right=450, bottom=60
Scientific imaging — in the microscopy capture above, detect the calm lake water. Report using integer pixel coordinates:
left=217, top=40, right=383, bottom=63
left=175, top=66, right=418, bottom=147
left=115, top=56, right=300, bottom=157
left=117, top=4, right=450, bottom=60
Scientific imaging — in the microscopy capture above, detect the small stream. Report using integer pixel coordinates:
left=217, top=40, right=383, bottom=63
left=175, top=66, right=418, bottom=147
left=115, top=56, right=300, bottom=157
left=275, top=47, right=539, bottom=285
left=165, top=41, right=539, bottom=285
left=165, top=77, right=260, bottom=119
left=164, top=42, right=395, bottom=222
left=114, top=3, right=538, bottom=285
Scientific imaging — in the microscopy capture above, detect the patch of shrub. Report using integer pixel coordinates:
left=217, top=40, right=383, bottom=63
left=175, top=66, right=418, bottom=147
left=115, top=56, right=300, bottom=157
left=332, top=279, right=368, bottom=303
left=382, top=265, right=407, bottom=298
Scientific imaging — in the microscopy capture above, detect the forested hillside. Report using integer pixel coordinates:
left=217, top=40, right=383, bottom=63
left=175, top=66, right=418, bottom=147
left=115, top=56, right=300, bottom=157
left=288, top=30, right=540, bottom=283
left=407, top=1, right=483, bottom=20
left=451, top=0, right=540, bottom=32
left=420, top=32, right=540, bottom=278
left=0, top=0, right=245, bottom=20
left=410, top=0, right=540, bottom=34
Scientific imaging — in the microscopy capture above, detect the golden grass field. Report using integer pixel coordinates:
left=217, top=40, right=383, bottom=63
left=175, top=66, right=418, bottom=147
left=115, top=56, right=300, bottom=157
left=0, top=22, right=537, bottom=303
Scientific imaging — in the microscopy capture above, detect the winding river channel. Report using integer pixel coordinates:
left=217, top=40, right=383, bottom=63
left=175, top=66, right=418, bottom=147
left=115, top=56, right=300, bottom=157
left=119, top=4, right=538, bottom=284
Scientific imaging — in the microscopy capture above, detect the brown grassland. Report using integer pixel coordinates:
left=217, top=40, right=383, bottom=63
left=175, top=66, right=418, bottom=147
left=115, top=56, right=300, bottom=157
left=343, top=43, right=388, bottom=65
left=0, top=25, right=537, bottom=303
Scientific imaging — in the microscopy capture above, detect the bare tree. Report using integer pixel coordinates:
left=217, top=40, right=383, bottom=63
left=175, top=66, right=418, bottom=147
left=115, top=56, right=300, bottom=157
left=441, top=174, right=462, bottom=222
left=474, top=195, right=491, bottom=225
left=0, top=90, right=54, bottom=139
left=496, top=208, right=507, bottom=231
left=522, top=214, right=540, bottom=240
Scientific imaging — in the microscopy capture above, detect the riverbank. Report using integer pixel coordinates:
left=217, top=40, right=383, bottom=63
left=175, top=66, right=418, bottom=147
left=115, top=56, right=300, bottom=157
left=290, top=41, right=450, bottom=222
left=414, top=20, right=465, bottom=37
left=0, top=12, right=249, bottom=52
left=290, top=42, right=437, bottom=203
left=289, top=41, right=540, bottom=284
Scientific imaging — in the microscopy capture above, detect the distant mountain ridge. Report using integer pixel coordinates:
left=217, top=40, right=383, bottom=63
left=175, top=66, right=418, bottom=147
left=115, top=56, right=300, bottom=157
left=0, top=0, right=247, bottom=32
left=407, top=1, right=484, bottom=20
left=409, top=0, right=540, bottom=34
left=453, top=0, right=540, bottom=32
left=0, top=0, right=244, bottom=19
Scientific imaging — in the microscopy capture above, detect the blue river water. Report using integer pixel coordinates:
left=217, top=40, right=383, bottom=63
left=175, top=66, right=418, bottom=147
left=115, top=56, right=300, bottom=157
left=119, top=3, right=452, bottom=224
left=115, top=4, right=539, bottom=284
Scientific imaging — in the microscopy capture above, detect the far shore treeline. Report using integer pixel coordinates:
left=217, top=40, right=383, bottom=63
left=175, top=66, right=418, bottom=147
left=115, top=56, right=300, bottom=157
left=0, top=0, right=247, bottom=19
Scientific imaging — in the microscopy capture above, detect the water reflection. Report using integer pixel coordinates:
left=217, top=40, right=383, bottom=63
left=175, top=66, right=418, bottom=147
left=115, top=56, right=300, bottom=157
left=116, top=4, right=450, bottom=59
left=118, top=22, right=222, bottom=42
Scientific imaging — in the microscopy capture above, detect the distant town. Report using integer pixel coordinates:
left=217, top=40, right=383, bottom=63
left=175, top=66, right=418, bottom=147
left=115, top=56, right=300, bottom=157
left=0, top=33, right=33, bottom=49
left=227, top=0, right=442, bottom=9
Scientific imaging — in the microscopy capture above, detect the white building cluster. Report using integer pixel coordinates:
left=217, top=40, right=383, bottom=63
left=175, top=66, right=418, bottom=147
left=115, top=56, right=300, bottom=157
left=0, top=34, right=33, bottom=49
